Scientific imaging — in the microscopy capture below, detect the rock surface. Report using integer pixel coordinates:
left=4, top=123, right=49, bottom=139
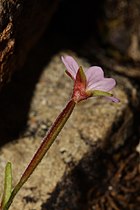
left=0, top=52, right=137, bottom=210
left=99, top=0, right=140, bottom=61
left=0, top=0, right=59, bottom=88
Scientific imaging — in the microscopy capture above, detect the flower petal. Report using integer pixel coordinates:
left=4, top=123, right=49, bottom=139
left=61, top=56, right=79, bottom=80
left=88, top=78, right=116, bottom=91
left=86, top=66, right=104, bottom=88
left=105, top=96, right=120, bottom=103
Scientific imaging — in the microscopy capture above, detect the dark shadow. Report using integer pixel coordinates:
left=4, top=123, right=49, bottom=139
left=41, top=135, right=139, bottom=210
left=0, top=0, right=102, bottom=146
left=0, top=34, right=52, bottom=145
left=42, top=146, right=109, bottom=210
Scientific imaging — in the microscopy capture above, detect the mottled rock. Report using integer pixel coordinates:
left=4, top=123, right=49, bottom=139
left=0, top=0, right=59, bottom=88
left=100, top=0, right=140, bottom=61
left=79, top=0, right=140, bottom=79
left=0, top=53, right=137, bottom=209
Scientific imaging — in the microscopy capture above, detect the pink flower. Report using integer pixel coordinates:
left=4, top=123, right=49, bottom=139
left=61, top=55, right=119, bottom=103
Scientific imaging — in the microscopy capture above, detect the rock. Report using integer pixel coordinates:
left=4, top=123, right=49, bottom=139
left=136, top=141, right=140, bottom=154
left=99, top=0, right=140, bottom=61
left=0, top=52, right=137, bottom=209
left=101, top=0, right=140, bottom=78
left=0, top=0, right=60, bottom=88
left=77, top=0, right=140, bottom=79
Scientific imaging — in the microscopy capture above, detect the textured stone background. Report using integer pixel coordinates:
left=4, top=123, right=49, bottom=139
left=0, top=52, right=137, bottom=209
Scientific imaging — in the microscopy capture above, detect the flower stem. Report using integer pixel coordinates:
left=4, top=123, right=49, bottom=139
left=3, top=99, right=76, bottom=210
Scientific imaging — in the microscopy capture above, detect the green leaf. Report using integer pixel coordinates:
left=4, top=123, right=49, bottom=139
left=1, top=162, right=12, bottom=208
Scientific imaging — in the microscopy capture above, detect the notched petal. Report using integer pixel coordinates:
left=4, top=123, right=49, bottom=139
left=61, top=56, right=79, bottom=80
left=86, top=66, right=104, bottom=88
left=88, top=78, right=116, bottom=92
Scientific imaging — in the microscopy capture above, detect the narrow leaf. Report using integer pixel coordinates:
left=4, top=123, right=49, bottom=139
left=1, top=162, right=12, bottom=208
